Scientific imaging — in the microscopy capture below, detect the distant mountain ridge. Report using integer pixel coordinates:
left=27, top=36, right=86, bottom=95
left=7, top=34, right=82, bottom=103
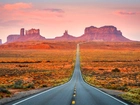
left=5, top=26, right=130, bottom=43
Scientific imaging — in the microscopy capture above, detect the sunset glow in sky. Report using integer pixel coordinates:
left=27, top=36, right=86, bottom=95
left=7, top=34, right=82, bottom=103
left=0, top=0, right=140, bottom=43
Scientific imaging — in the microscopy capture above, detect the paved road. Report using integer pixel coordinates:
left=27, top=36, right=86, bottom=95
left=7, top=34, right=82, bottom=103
left=5, top=44, right=128, bottom=105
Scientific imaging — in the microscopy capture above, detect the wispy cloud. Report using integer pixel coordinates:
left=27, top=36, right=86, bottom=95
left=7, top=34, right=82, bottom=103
left=0, top=19, right=22, bottom=26
left=43, top=8, right=64, bottom=13
left=114, top=10, right=137, bottom=16
left=3, top=2, right=32, bottom=10
left=0, top=3, right=65, bottom=27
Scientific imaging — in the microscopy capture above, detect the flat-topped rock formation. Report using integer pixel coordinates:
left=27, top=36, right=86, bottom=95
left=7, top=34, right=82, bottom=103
left=53, top=26, right=130, bottom=42
left=6, top=25, right=131, bottom=43
left=77, top=26, right=130, bottom=41
left=7, top=28, right=46, bottom=43
left=7, top=35, right=20, bottom=43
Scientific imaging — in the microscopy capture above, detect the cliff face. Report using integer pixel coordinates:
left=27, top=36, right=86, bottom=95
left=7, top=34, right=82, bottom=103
left=0, top=39, right=2, bottom=45
left=7, top=35, right=20, bottom=43
left=78, top=26, right=130, bottom=41
left=17, top=34, right=46, bottom=42
left=54, top=26, right=130, bottom=42
left=55, top=30, right=76, bottom=41
left=6, top=26, right=131, bottom=43
left=7, top=28, right=46, bottom=43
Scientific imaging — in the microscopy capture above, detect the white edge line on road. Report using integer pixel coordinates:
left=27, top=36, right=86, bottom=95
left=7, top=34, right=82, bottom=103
left=80, top=69, right=128, bottom=105
left=79, top=65, right=128, bottom=105
left=13, top=44, right=128, bottom=105
left=78, top=43, right=128, bottom=105
left=12, top=46, right=78, bottom=105
left=85, top=82, right=129, bottom=105
left=12, top=80, right=71, bottom=105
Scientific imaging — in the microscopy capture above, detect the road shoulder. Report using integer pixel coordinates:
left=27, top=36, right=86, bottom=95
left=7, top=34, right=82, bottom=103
left=99, top=88, right=136, bottom=105
left=0, top=87, right=50, bottom=105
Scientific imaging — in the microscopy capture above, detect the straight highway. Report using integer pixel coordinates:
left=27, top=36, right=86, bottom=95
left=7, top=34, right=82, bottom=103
left=5, top=44, right=129, bottom=105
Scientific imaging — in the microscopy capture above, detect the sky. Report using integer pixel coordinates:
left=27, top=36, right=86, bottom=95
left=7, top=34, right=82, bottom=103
left=0, top=0, right=140, bottom=43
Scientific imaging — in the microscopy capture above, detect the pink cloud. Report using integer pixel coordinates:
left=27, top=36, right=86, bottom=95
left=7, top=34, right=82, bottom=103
left=3, top=2, right=32, bottom=10
left=0, top=19, right=22, bottom=26
left=0, top=3, right=65, bottom=27
left=114, top=10, right=137, bottom=16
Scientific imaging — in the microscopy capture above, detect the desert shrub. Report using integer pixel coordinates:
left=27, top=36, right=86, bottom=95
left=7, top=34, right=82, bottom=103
left=0, top=47, right=75, bottom=99
left=16, top=65, right=28, bottom=67
left=105, top=84, right=118, bottom=89
left=41, top=84, right=47, bottom=87
left=0, top=87, right=11, bottom=94
left=26, top=83, right=35, bottom=89
left=13, top=79, right=24, bottom=89
left=112, top=68, right=120, bottom=72
left=121, top=88, right=140, bottom=104
left=98, top=68, right=104, bottom=70
left=129, top=88, right=140, bottom=94
left=117, top=85, right=128, bottom=91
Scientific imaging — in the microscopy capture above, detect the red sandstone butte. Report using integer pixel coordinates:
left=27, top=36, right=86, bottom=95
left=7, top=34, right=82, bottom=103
left=7, top=28, right=46, bottom=43
left=55, top=30, right=76, bottom=41
left=6, top=26, right=131, bottom=43
left=54, top=26, right=130, bottom=42
left=77, top=26, right=130, bottom=42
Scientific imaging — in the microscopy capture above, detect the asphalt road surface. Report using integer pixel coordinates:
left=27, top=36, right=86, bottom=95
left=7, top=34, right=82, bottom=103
left=5, top=44, right=129, bottom=105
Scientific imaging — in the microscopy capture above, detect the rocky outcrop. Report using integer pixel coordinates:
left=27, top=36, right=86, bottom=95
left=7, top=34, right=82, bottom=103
left=25, top=28, right=40, bottom=35
left=6, top=26, right=131, bottom=43
left=55, top=30, right=76, bottom=41
left=17, top=34, right=46, bottom=42
left=54, top=26, right=130, bottom=42
left=0, top=39, right=2, bottom=44
left=7, top=28, right=46, bottom=43
left=7, top=35, right=20, bottom=43
left=78, top=26, right=130, bottom=41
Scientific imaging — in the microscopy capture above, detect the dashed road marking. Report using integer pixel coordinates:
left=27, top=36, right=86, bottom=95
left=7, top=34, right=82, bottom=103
left=72, top=100, right=75, bottom=104
left=71, top=86, right=76, bottom=105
